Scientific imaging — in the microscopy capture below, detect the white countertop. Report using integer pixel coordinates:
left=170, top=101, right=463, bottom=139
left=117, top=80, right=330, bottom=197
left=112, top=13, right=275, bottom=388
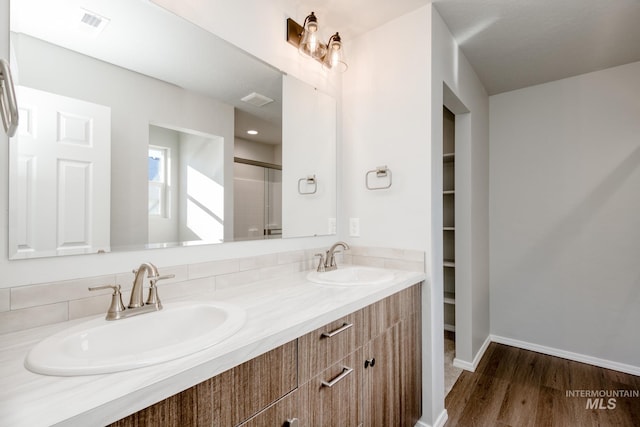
left=0, top=268, right=425, bottom=427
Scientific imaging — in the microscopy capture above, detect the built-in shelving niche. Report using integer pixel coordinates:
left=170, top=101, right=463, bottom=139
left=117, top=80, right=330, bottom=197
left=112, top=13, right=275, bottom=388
left=443, top=106, right=456, bottom=334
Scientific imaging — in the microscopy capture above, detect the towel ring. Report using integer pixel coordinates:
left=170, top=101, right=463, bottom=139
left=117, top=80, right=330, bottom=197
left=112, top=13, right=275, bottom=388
left=298, top=175, right=317, bottom=195
left=366, top=166, right=392, bottom=190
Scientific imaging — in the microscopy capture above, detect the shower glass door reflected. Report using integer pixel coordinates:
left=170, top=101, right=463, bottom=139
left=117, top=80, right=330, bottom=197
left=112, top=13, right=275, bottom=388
left=233, top=161, right=282, bottom=240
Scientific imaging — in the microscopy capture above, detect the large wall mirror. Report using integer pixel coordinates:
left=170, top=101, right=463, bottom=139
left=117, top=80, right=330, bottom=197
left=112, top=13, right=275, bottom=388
left=7, top=0, right=337, bottom=259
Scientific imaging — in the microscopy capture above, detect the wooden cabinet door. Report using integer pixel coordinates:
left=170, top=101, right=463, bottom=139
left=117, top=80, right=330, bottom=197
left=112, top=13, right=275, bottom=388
left=363, top=323, right=401, bottom=427
left=399, top=313, right=422, bottom=427
left=363, top=284, right=422, bottom=427
left=400, top=286, right=422, bottom=426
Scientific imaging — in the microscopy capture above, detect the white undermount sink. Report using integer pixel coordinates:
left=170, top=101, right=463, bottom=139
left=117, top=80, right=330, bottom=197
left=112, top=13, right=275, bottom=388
left=306, top=266, right=395, bottom=286
left=25, top=301, right=246, bottom=376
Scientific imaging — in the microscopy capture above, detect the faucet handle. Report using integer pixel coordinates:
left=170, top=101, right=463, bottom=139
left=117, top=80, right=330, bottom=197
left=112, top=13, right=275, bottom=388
left=145, top=274, right=174, bottom=307
left=88, top=284, right=126, bottom=321
left=150, top=274, right=175, bottom=282
left=314, top=253, right=326, bottom=272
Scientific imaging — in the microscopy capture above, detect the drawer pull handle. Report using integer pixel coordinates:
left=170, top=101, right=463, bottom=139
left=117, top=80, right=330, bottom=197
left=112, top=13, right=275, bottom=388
left=321, top=367, right=354, bottom=388
left=321, top=322, right=353, bottom=338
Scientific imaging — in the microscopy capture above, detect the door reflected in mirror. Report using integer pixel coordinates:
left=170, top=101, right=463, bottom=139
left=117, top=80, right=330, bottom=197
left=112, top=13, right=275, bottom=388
left=7, top=0, right=336, bottom=259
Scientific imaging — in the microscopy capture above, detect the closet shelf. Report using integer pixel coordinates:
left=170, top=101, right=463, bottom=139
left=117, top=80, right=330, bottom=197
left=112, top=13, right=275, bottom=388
left=444, top=292, right=456, bottom=305
left=443, top=153, right=455, bottom=163
left=443, top=227, right=455, bottom=231
left=444, top=323, right=456, bottom=332
left=443, top=260, right=455, bottom=268
left=443, top=190, right=455, bottom=195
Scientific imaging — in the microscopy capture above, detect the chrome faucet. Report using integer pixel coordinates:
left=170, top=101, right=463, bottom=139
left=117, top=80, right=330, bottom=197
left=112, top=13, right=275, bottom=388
left=323, top=241, right=350, bottom=271
left=89, top=262, right=174, bottom=320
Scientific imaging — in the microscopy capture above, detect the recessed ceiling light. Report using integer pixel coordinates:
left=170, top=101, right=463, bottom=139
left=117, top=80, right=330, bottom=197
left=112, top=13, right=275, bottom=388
left=247, top=130, right=258, bottom=135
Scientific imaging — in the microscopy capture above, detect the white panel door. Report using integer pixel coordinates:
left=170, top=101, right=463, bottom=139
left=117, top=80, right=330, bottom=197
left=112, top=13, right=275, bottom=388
left=9, top=86, right=111, bottom=258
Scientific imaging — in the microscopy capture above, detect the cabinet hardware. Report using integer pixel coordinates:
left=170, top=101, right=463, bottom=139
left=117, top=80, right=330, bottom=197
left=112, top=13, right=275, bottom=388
left=321, top=366, right=354, bottom=388
left=364, top=358, right=376, bottom=368
left=321, top=322, right=353, bottom=338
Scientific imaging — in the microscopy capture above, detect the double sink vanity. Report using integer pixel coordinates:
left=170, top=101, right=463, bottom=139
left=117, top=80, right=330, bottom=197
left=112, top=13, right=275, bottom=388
left=0, top=260, right=424, bottom=426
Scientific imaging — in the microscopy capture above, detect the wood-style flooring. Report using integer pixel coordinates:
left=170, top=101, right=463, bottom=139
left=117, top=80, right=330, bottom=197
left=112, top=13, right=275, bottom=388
left=445, top=343, right=640, bottom=427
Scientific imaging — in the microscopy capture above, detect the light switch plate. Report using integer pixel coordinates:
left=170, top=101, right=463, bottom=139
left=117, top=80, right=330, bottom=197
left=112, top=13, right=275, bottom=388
left=328, top=218, right=336, bottom=234
left=349, top=218, right=360, bottom=237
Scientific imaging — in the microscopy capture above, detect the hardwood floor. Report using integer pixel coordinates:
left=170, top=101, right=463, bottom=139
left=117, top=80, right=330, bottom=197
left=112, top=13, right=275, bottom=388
left=445, top=343, right=640, bottom=426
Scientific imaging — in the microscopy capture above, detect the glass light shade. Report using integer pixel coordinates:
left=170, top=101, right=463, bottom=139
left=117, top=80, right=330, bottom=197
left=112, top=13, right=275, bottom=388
left=298, top=12, right=326, bottom=59
left=322, top=33, right=347, bottom=72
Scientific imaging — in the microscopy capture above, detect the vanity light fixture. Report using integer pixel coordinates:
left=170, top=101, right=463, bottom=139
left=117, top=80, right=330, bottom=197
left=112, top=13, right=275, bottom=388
left=247, top=130, right=258, bottom=135
left=286, top=12, right=347, bottom=72
left=297, top=12, right=326, bottom=59
left=322, top=32, right=347, bottom=72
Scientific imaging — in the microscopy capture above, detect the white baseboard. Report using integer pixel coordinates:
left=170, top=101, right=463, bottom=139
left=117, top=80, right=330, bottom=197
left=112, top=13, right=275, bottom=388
left=452, top=334, right=491, bottom=372
left=416, top=409, right=448, bottom=427
left=491, top=335, right=640, bottom=376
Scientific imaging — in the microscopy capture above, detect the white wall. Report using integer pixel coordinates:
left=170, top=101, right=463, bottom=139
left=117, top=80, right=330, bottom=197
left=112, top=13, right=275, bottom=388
left=342, top=10, right=431, bottom=251
left=282, top=75, right=337, bottom=238
left=490, top=61, right=640, bottom=371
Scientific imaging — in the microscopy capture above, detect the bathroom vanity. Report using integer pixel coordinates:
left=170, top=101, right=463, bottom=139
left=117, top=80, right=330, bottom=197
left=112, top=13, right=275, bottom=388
left=0, top=268, right=424, bottom=426
left=111, top=284, right=421, bottom=427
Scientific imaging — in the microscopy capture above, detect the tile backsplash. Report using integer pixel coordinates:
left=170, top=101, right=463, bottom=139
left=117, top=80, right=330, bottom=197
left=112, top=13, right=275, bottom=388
left=0, top=246, right=425, bottom=335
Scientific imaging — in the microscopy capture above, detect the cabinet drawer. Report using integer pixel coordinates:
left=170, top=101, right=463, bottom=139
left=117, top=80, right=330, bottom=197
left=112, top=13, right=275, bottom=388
left=298, top=310, right=364, bottom=383
left=364, top=291, right=400, bottom=341
left=215, top=340, right=298, bottom=425
left=239, top=389, right=303, bottom=427
left=110, top=341, right=297, bottom=427
left=364, top=285, right=421, bottom=341
left=301, top=348, right=363, bottom=427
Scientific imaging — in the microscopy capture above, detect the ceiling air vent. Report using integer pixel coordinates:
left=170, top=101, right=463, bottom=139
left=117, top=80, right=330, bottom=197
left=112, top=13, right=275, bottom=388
left=241, top=92, right=274, bottom=107
left=81, top=13, right=102, bottom=28
left=77, top=8, right=110, bottom=36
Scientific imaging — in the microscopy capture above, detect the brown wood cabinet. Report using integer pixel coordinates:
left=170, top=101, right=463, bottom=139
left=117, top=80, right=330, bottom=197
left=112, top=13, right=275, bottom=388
left=111, top=284, right=421, bottom=427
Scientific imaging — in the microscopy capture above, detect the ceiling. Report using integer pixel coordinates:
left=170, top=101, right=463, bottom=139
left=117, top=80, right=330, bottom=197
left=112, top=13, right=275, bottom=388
left=295, top=0, right=640, bottom=95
